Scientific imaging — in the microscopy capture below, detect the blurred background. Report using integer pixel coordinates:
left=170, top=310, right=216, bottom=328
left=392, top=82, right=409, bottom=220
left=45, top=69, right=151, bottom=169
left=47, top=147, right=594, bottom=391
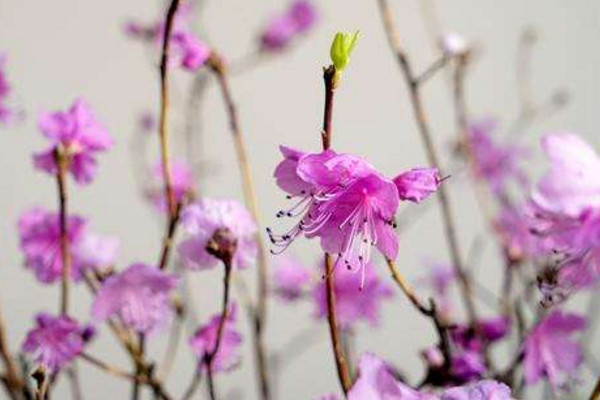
left=1, top=0, right=599, bottom=398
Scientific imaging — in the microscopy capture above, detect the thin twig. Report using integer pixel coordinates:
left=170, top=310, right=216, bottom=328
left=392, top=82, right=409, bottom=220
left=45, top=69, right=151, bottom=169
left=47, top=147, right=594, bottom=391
left=181, top=368, right=202, bottom=400
left=158, top=0, right=181, bottom=219
left=54, top=149, right=71, bottom=316
left=386, top=259, right=434, bottom=316
left=208, top=53, right=271, bottom=400
left=0, top=302, right=24, bottom=400
left=376, top=0, right=476, bottom=324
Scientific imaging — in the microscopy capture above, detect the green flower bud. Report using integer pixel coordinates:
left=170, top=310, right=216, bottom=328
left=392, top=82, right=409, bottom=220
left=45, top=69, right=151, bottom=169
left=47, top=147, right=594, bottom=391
left=330, top=31, right=359, bottom=72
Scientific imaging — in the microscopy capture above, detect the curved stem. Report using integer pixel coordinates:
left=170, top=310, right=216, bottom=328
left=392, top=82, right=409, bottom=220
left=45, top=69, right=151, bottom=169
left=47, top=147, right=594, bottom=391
left=376, top=0, right=476, bottom=324
left=385, top=259, right=434, bottom=316
left=208, top=55, right=271, bottom=400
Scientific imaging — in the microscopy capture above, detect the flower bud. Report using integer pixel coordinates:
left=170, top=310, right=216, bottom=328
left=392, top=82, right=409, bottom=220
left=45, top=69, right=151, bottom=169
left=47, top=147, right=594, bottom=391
left=330, top=31, right=359, bottom=73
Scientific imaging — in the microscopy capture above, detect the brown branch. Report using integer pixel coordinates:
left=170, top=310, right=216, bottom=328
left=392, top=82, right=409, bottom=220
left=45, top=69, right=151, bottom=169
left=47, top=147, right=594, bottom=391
left=324, top=254, right=353, bottom=395
left=208, top=53, right=271, bottom=400
left=54, top=149, right=71, bottom=316
left=158, top=0, right=181, bottom=219
left=386, top=259, right=434, bottom=316
left=590, top=376, right=600, bottom=400
left=376, top=0, right=476, bottom=324
left=158, top=203, right=182, bottom=270
left=0, top=302, right=24, bottom=400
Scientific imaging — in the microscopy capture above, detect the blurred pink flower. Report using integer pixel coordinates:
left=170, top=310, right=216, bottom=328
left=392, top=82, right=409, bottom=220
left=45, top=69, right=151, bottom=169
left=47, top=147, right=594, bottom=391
left=22, top=313, right=91, bottom=372
left=467, top=119, right=527, bottom=195
left=260, top=1, right=318, bottom=51
left=441, top=380, right=514, bottom=400
left=523, top=310, right=586, bottom=386
left=532, top=133, right=600, bottom=217
left=179, top=198, right=257, bottom=270
left=147, top=160, right=195, bottom=212
left=189, top=304, right=242, bottom=373
left=0, top=54, right=18, bottom=125
left=18, top=208, right=87, bottom=283
left=73, top=232, right=119, bottom=272
left=33, top=99, right=114, bottom=185
left=92, top=263, right=178, bottom=333
left=312, top=262, right=393, bottom=330
left=272, top=256, right=312, bottom=301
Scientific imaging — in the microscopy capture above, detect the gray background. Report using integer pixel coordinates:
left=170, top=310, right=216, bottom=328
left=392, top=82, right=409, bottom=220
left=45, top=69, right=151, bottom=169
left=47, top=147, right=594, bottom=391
left=1, top=0, right=599, bottom=398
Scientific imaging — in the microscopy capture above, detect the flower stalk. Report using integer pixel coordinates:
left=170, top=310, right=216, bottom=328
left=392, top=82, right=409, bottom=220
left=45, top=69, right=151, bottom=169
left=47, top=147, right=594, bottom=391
left=55, top=149, right=71, bottom=316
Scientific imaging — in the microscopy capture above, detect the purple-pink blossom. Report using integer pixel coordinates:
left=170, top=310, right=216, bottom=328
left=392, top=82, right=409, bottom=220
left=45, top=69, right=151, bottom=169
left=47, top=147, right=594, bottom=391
left=33, top=99, right=114, bottom=185
left=22, top=313, right=91, bottom=372
left=393, top=168, right=441, bottom=203
left=178, top=198, right=258, bottom=270
left=125, top=4, right=210, bottom=72
left=441, top=380, right=514, bottom=400
left=18, top=208, right=87, bottom=283
left=146, top=160, right=195, bottom=212
left=189, top=304, right=242, bottom=373
left=0, top=54, right=17, bottom=125
left=523, top=310, right=586, bottom=386
left=312, top=261, right=393, bottom=330
left=92, top=263, right=178, bottom=333
left=271, top=147, right=437, bottom=279
left=260, top=1, right=318, bottom=51
left=467, top=119, right=527, bottom=195
left=272, top=256, right=312, bottom=301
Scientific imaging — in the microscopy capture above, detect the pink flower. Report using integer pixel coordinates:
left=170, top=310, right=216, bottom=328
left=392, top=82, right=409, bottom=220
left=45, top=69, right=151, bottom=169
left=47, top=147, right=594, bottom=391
left=523, top=310, right=586, bottom=386
left=260, top=1, right=317, bottom=51
left=418, top=262, right=455, bottom=317
left=125, top=5, right=210, bottom=72
left=467, top=119, right=527, bottom=195
left=441, top=380, right=514, bottom=400
left=271, top=147, right=404, bottom=279
left=532, top=133, right=600, bottom=218
left=146, top=160, right=195, bottom=212
left=348, top=353, right=426, bottom=400
left=393, top=168, right=441, bottom=203
left=33, top=99, right=114, bottom=185
left=18, top=208, right=87, bottom=283
left=189, top=304, right=242, bottom=373
left=91, top=263, right=179, bottom=333
left=272, top=256, right=312, bottom=301
left=0, top=54, right=18, bottom=125
left=73, top=232, right=119, bottom=272
left=312, top=262, right=393, bottom=330
left=22, top=313, right=91, bottom=372
left=179, top=199, right=257, bottom=270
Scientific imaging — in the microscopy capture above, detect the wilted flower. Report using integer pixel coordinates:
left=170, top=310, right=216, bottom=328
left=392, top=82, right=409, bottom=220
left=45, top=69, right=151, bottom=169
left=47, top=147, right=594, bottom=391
left=260, top=1, right=317, bottom=51
left=33, top=99, right=114, bottom=185
left=272, top=256, right=312, bottom=301
left=92, top=263, right=179, bottom=333
left=523, top=310, right=586, bottom=386
left=178, top=198, right=257, bottom=270
left=22, top=313, right=92, bottom=372
left=312, top=261, right=393, bottom=330
left=190, top=304, right=242, bottom=373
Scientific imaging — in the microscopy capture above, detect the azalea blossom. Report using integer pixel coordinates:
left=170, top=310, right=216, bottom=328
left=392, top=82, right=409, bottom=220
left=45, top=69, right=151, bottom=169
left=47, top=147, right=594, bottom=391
left=523, top=310, right=586, bottom=386
left=393, top=168, right=441, bottom=203
left=73, top=232, right=119, bottom=272
left=532, top=133, right=600, bottom=217
left=272, top=255, right=312, bottom=301
left=0, top=54, right=18, bottom=125
left=124, top=3, right=210, bottom=71
left=441, top=380, right=514, bottom=400
left=18, top=208, right=87, bottom=283
left=466, top=119, right=528, bottom=196
left=178, top=198, right=257, bottom=270
left=146, top=160, right=195, bottom=212
left=271, top=146, right=438, bottom=280
left=22, top=313, right=92, bottom=372
left=92, top=263, right=179, bottom=333
left=33, top=99, right=114, bottom=185
left=312, top=261, right=393, bottom=330
left=189, top=304, right=242, bottom=373
left=260, top=1, right=317, bottom=51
